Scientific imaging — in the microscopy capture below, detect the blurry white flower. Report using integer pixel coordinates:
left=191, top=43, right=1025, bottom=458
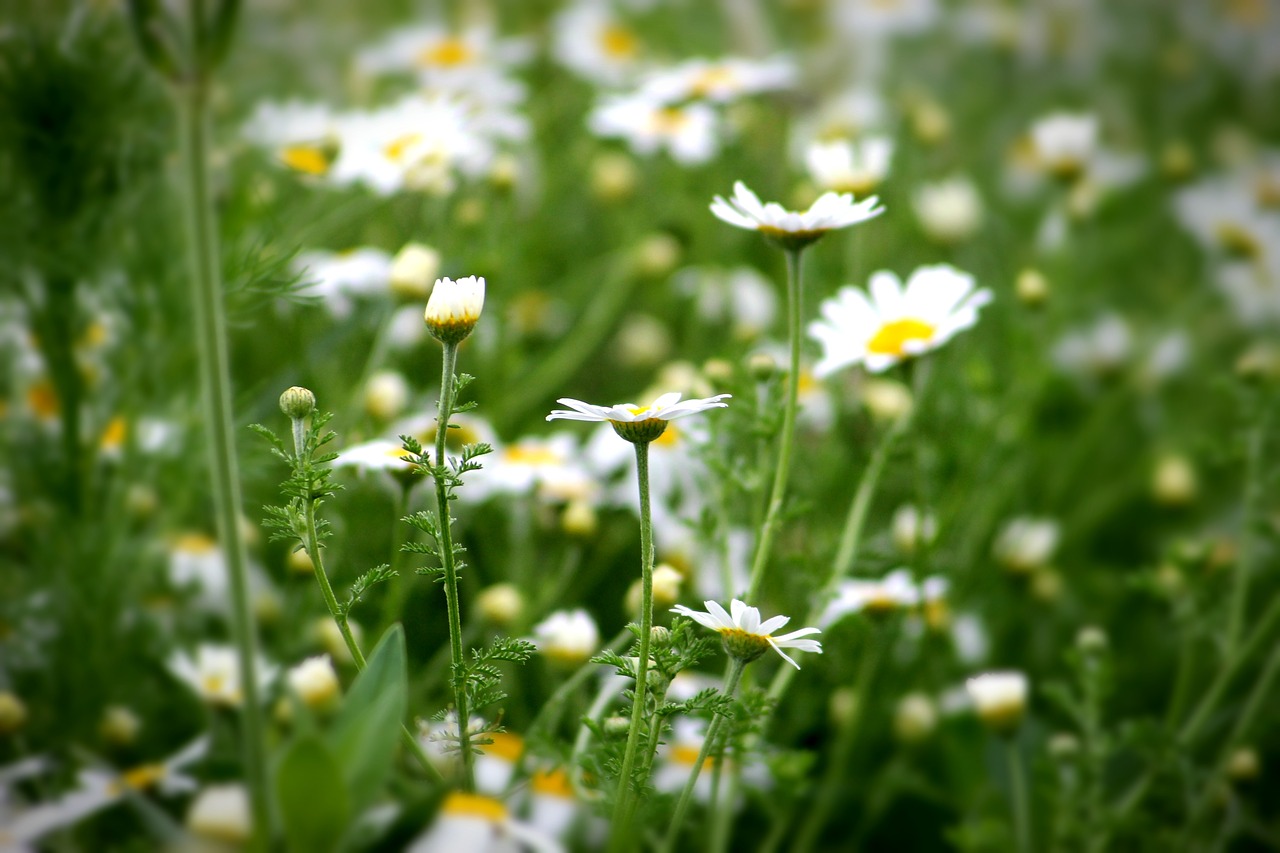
left=819, top=569, right=920, bottom=627
left=168, top=645, right=275, bottom=708
left=805, top=136, right=893, bottom=196
left=1052, top=314, right=1131, bottom=379
left=356, top=24, right=532, bottom=89
left=652, top=717, right=770, bottom=802
left=314, top=617, right=363, bottom=664
left=526, top=768, right=579, bottom=842
left=1152, top=453, right=1198, bottom=507
left=100, top=705, right=143, bottom=747
left=242, top=100, right=344, bottom=177
left=833, top=0, right=940, bottom=38
left=425, top=275, right=486, bottom=344
left=892, top=505, right=938, bottom=556
left=476, top=583, right=525, bottom=627
left=993, top=517, right=1060, bottom=574
left=638, top=56, right=795, bottom=105
left=710, top=180, right=884, bottom=249
left=859, top=377, right=914, bottom=423
left=589, top=94, right=720, bottom=165
left=672, top=266, right=778, bottom=340
left=1029, top=112, right=1098, bottom=180
left=388, top=304, right=431, bottom=350
left=894, top=692, right=939, bottom=744
left=407, top=791, right=560, bottom=853
left=966, top=671, right=1029, bottom=732
left=286, top=655, right=341, bottom=711
left=475, top=732, right=525, bottom=795
left=913, top=176, right=984, bottom=244
left=532, top=610, right=600, bottom=665
left=186, top=783, right=252, bottom=844
left=293, top=248, right=393, bottom=319
left=333, top=439, right=417, bottom=475
left=364, top=370, right=411, bottom=421
left=547, top=391, right=730, bottom=444
left=673, top=599, right=822, bottom=669
left=553, top=2, right=645, bottom=85
left=467, top=434, right=593, bottom=504
left=389, top=243, right=443, bottom=300
left=809, top=265, right=992, bottom=376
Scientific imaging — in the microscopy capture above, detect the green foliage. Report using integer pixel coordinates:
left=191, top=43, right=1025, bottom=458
left=275, top=735, right=350, bottom=853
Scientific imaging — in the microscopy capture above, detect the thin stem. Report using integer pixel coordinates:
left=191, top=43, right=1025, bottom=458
left=569, top=663, right=630, bottom=798
left=660, top=658, right=746, bottom=853
left=292, top=422, right=444, bottom=784
left=432, top=341, right=475, bottom=790
left=175, top=81, right=270, bottom=837
left=609, top=442, right=656, bottom=850
left=1226, top=413, right=1269, bottom=659
left=745, top=248, right=805, bottom=602
left=1007, top=738, right=1032, bottom=853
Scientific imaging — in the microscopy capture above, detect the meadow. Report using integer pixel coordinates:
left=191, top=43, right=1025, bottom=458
left=2, top=0, right=1279, bottom=849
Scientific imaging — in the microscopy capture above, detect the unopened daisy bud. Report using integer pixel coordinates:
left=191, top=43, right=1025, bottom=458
left=0, top=692, right=28, bottom=734
left=911, top=99, right=951, bottom=145
left=747, top=352, right=777, bottom=383
left=603, top=715, right=631, bottom=738
left=1048, top=732, right=1081, bottom=760
left=1015, top=268, right=1050, bottom=307
left=1160, top=141, right=1195, bottom=182
left=829, top=687, right=859, bottom=726
left=591, top=151, right=638, bottom=201
left=455, top=198, right=485, bottom=226
left=1153, top=453, right=1197, bottom=507
left=650, top=626, right=672, bottom=648
left=125, top=483, right=158, bottom=520
left=389, top=243, right=442, bottom=301
left=314, top=617, right=362, bottom=664
left=861, top=378, right=913, bottom=423
left=703, top=358, right=734, bottom=386
left=1075, top=625, right=1108, bottom=654
left=477, top=583, right=524, bottom=627
left=287, top=655, right=341, bottom=712
left=488, top=153, right=520, bottom=191
left=995, top=517, right=1060, bottom=575
left=1227, top=747, right=1260, bottom=781
left=652, top=564, right=684, bottom=607
left=616, top=313, right=672, bottom=368
left=1154, top=562, right=1184, bottom=597
left=634, top=233, right=682, bottom=278
left=894, top=692, right=939, bottom=744
left=100, top=705, right=143, bottom=747
left=1236, top=342, right=1280, bottom=383
left=187, top=784, right=252, bottom=844
left=966, top=671, right=1029, bottom=734
left=286, top=547, right=314, bottom=574
left=561, top=499, right=597, bottom=538
left=424, top=276, right=485, bottom=345
left=533, top=609, right=600, bottom=665
left=1030, top=568, right=1063, bottom=602
left=279, top=386, right=315, bottom=420
left=364, top=370, right=410, bottom=421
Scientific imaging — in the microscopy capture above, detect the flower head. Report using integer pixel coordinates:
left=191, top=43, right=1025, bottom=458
left=672, top=599, right=822, bottom=669
left=425, top=275, right=486, bottom=344
left=547, top=391, right=730, bottom=443
left=532, top=609, right=600, bottom=665
left=965, top=670, right=1029, bottom=733
left=808, top=264, right=992, bottom=377
left=710, top=180, right=883, bottom=249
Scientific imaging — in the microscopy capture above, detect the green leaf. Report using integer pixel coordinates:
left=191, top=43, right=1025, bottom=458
left=326, top=624, right=407, bottom=815
left=275, top=735, right=350, bottom=853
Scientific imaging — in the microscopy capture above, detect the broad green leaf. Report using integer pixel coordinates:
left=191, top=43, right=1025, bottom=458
left=275, top=735, right=349, bottom=853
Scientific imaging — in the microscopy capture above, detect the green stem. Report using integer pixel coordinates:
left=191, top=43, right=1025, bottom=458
left=175, top=81, right=270, bottom=838
left=292, top=423, right=444, bottom=784
left=660, top=658, right=746, bottom=853
left=745, top=248, right=805, bottom=602
left=1008, top=738, right=1032, bottom=853
left=32, top=274, right=84, bottom=514
left=1226, top=413, right=1269, bottom=659
left=609, top=442, right=656, bottom=850
left=432, top=341, right=475, bottom=791
left=569, top=658, right=630, bottom=798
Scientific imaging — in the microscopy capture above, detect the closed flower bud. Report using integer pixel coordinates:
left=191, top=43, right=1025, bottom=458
left=100, top=705, right=143, bottom=747
left=187, top=784, right=252, bottom=844
left=652, top=564, right=684, bottom=607
left=892, top=504, right=938, bottom=556
left=603, top=715, right=631, bottom=738
left=591, top=152, right=638, bottom=202
left=1048, top=732, right=1081, bottom=760
left=747, top=352, right=777, bottom=383
left=363, top=370, right=410, bottom=421
left=650, top=626, right=672, bottom=647
left=861, top=378, right=914, bottom=423
left=966, top=671, right=1029, bottom=735
left=1227, top=747, right=1260, bottom=781
left=561, top=499, right=598, bottom=538
left=1160, top=141, right=1195, bottom=182
left=389, top=243, right=441, bottom=300
left=287, top=547, right=315, bottom=575
left=425, top=276, right=485, bottom=345
left=287, top=655, right=341, bottom=712
left=1015, top=269, right=1050, bottom=307
left=634, top=233, right=682, bottom=278
left=829, top=687, right=858, bottom=726
left=893, top=692, right=939, bottom=744
left=488, top=153, right=520, bottom=191
left=0, top=692, right=28, bottom=734
left=1075, top=625, right=1108, bottom=654
left=1152, top=453, right=1197, bottom=507
left=279, top=386, right=316, bottom=420
left=703, top=358, right=734, bottom=386
left=477, top=583, right=524, bottom=627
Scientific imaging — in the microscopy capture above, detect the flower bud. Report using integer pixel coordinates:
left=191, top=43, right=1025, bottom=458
left=1015, top=269, right=1050, bottom=308
left=287, top=655, right=341, bottom=712
left=561, top=499, right=598, bottom=538
left=477, top=583, right=524, bottom=627
left=425, top=276, right=486, bottom=345
left=652, top=564, right=684, bottom=607
left=1152, top=453, right=1197, bottom=507
left=650, top=626, right=672, bottom=648
left=966, top=671, right=1028, bottom=735
left=287, top=547, right=315, bottom=575
left=829, top=687, right=858, bottom=726
left=893, top=692, right=939, bottom=744
left=1048, top=732, right=1081, bottom=760
left=634, top=233, right=681, bottom=278
left=0, top=692, right=28, bottom=735
left=1160, top=141, right=1195, bottom=182
left=892, top=504, right=938, bottom=556
left=488, top=154, right=520, bottom=191
left=389, top=243, right=441, bottom=300
left=364, top=370, right=410, bottom=421
left=1075, top=625, right=1108, bottom=654
left=101, top=705, right=143, bottom=747
left=1227, top=746, right=1260, bottom=781
left=702, top=358, right=734, bottom=386
left=861, top=378, right=914, bottom=423
left=279, top=386, right=316, bottom=420
left=747, top=353, right=777, bottom=383
left=591, top=152, right=637, bottom=202
left=603, top=715, right=631, bottom=738
left=187, top=784, right=252, bottom=844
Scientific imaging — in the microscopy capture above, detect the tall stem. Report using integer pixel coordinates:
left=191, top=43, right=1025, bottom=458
left=745, top=248, right=805, bottom=602
left=1007, top=738, right=1032, bottom=853
left=1226, top=413, right=1269, bottom=658
left=175, top=82, right=270, bottom=837
left=609, top=442, right=656, bottom=849
left=660, top=658, right=746, bottom=853
left=433, top=341, right=475, bottom=790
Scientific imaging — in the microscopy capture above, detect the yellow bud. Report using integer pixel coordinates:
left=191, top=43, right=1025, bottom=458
left=477, top=583, right=524, bottom=627
left=1015, top=268, right=1050, bottom=307
left=591, top=152, right=637, bottom=202
left=0, top=692, right=28, bottom=735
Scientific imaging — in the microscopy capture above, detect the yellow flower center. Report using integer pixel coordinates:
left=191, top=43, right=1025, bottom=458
left=382, top=447, right=415, bottom=461
left=867, top=318, right=936, bottom=357
left=649, top=107, right=690, bottom=135
left=483, top=731, right=525, bottom=762
left=599, top=25, right=638, bottom=59
left=531, top=768, right=575, bottom=798
left=174, top=532, right=218, bottom=554
left=1224, top=0, right=1267, bottom=25
left=1216, top=221, right=1262, bottom=260
left=384, top=133, right=422, bottom=163
left=100, top=416, right=127, bottom=452
left=420, top=37, right=474, bottom=68
left=119, top=763, right=166, bottom=792
left=279, top=144, right=331, bottom=176
left=689, top=67, right=737, bottom=97
left=671, top=744, right=714, bottom=768
left=26, top=380, right=59, bottom=420
left=442, top=792, right=507, bottom=821
left=653, top=422, right=681, bottom=448
left=504, top=445, right=562, bottom=466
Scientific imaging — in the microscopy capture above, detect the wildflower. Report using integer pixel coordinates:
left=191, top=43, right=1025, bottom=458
left=278, top=386, right=315, bottom=420
left=1052, top=314, right=1131, bottom=380
left=894, top=693, right=939, bottom=744
left=993, top=517, right=1060, bottom=574
left=168, top=645, right=275, bottom=708
left=1015, top=268, right=1050, bottom=306
left=589, top=94, right=720, bottom=165
left=626, top=564, right=684, bottom=614
left=242, top=100, right=344, bottom=178
left=292, top=247, right=394, bottom=319
left=672, top=599, right=822, bottom=669
left=406, top=791, right=557, bottom=853
left=547, top=391, right=730, bottom=444
left=819, top=569, right=919, bottom=626
left=892, top=505, right=938, bottom=556
left=673, top=266, right=779, bottom=340
left=99, top=705, right=142, bottom=747
left=710, top=180, right=883, bottom=250
left=186, top=784, right=252, bottom=844
left=0, top=692, right=27, bottom=734
left=860, top=377, right=914, bottom=422
left=356, top=24, right=532, bottom=88
left=590, top=151, right=639, bottom=200
left=913, top=176, right=984, bottom=244
left=476, top=583, right=524, bottom=627
left=528, top=767, right=579, bottom=841
left=638, top=56, right=795, bottom=105
left=561, top=499, right=597, bottom=537
left=425, top=275, right=486, bottom=345
left=1029, top=112, right=1098, bottom=181
left=314, top=617, right=363, bottom=664
left=286, top=655, right=341, bottom=712
left=332, top=439, right=418, bottom=479
left=532, top=609, right=600, bottom=665
left=467, top=434, right=592, bottom=504
left=1153, top=453, right=1197, bottom=506
left=389, top=243, right=442, bottom=300
left=809, top=264, right=992, bottom=376
left=966, top=671, right=1029, bottom=733
left=1227, top=747, right=1261, bottom=782
left=805, top=136, right=893, bottom=196
left=364, top=369, right=411, bottom=421
left=553, top=1, right=645, bottom=85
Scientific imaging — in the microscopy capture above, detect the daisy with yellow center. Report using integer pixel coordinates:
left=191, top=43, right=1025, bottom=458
left=425, top=275, right=486, bottom=345
left=809, top=264, right=992, bottom=376
left=710, top=180, right=884, bottom=250
left=673, top=599, right=823, bottom=670
left=547, top=391, right=730, bottom=444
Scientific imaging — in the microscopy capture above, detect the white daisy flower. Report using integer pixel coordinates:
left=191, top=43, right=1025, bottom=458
left=186, top=783, right=252, bottom=845
left=993, top=517, right=1060, bottom=574
left=424, top=275, right=486, bottom=344
left=1029, top=111, right=1099, bottom=180
left=638, top=56, right=795, bottom=105
left=333, top=439, right=417, bottom=475
left=466, top=434, right=593, bottom=504
left=532, top=609, right=600, bottom=665
left=710, top=180, right=884, bottom=249
left=547, top=391, right=730, bottom=444
left=356, top=24, right=533, bottom=88
left=292, top=248, right=394, bottom=319
left=168, top=645, right=275, bottom=708
left=672, top=599, right=823, bottom=670
left=406, top=791, right=559, bottom=853
left=808, top=264, right=992, bottom=376
left=242, top=100, right=344, bottom=178
left=913, top=175, right=985, bottom=244
left=553, top=2, right=645, bottom=86
left=819, top=568, right=920, bottom=627
left=965, top=670, right=1029, bottom=732
left=805, top=136, right=893, bottom=196
left=589, top=94, right=720, bottom=165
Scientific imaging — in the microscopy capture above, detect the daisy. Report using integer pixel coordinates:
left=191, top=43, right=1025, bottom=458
left=805, top=136, right=893, bottom=196
left=355, top=24, right=532, bottom=90
left=710, top=180, right=883, bottom=249
left=425, top=275, right=486, bottom=345
left=531, top=609, right=600, bottom=665
left=672, top=599, right=822, bottom=670
left=993, top=517, right=1060, bottom=574
left=406, top=792, right=558, bottom=853
left=242, top=100, right=344, bottom=178
left=292, top=247, right=394, bottom=319
left=1029, top=111, right=1098, bottom=181
left=553, top=1, right=645, bottom=86
left=547, top=391, right=730, bottom=444
left=913, top=175, right=985, bottom=244
left=638, top=56, right=795, bottom=105
left=589, top=93, right=720, bottom=165
left=819, top=569, right=920, bottom=627
left=168, top=645, right=275, bottom=708
left=965, top=671, right=1029, bottom=732
left=333, top=439, right=418, bottom=476
left=808, top=264, right=991, bottom=376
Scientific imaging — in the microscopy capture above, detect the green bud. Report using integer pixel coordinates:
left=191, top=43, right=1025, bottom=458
left=279, top=386, right=316, bottom=420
